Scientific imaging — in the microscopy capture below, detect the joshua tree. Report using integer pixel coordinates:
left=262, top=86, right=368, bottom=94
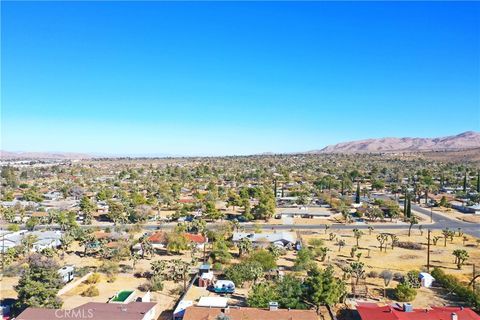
left=329, top=232, right=336, bottom=241
left=348, top=261, right=366, bottom=286
left=324, top=224, right=331, bottom=234
left=368, top=226, right=374, bottom=235
left=390, top=235, right=398, bottom=250
left=407, top=215, right=418, bottom=237
left=139, top=235, right=154, bottom=259
left=442, top=229, right=452, bottom=247
left=353, top=228, right=364, bottom=247
left=432, top=236, right=441, bottom=246
left=350, top=246, right=358, bottom=258
left=337, top=239, right=346, bottom=252
left=453, top=249, right=469, bottom=270
left=463, top=236, right=469, bottom=246
left=457, top=228, right=464, bottom=237
left=238, top=237, right=252, bottom=257
left=377, top=233, right=389, bottom=252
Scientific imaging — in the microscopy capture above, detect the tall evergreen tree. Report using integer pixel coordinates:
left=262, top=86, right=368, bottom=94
left=355, top=182, right=361, bottom=204
left=406, top=197, right=412, bottom=218
left=15, top=254, right=63, bottom=310
left=463, top=171, right=468, bottom=192
left=477, top=171, right=480, bottom=193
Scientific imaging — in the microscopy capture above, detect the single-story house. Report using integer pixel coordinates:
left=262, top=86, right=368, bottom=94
left=184, top=233, right=208, bottom=249
left=147, top=231, right=168, bottom=249
left=232, top=232, right=297, bottom=248
left=16, top=302, right=156, bottom=320
left=0, top=230, right=63, bottom=253
left=451, top=201, right=480, bottom=214
left=277, top=210, right=331, bottom=219
left=183, top=306, right=318, bottom=320
left=43, top=191, right=63, bottom=201
left=357, top=303, right=480, bottom=320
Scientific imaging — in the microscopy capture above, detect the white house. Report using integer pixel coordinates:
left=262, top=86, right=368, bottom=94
left=232, top=232, right=297, bottom=248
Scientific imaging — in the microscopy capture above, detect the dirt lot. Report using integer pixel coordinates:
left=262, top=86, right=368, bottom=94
left=297, top=228, right=480, bottom=307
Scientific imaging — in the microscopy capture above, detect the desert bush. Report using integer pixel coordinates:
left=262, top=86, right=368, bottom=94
left=76, top=266, right=91, bottom=277
left=85, top=273, right=101, bottom=284
left=396, top=241, right=423, bottom=250
left=81, top=285, right=99, bottom=297
left=106, top=274, right=116, bottom=283
left=151, top=277, right=164, bottom=291
left=138, top=282, right=152, bottom=292
left=393, top=272, right=404, bottom=281
left=367, top=270, right=379, bottom=278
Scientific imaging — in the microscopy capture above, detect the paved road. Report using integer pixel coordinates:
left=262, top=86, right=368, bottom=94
left=4, top=203, right=479, bottom=237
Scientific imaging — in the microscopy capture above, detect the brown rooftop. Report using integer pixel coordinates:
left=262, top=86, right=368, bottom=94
left=16, top=302, right=156, bottom=320
left=183, top=306, right=319, bottom=320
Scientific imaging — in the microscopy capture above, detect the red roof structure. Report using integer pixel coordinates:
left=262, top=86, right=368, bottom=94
left=184, top=233, right=207, bottom=244
left=147, top=231, right=167, bottom=244
left=357, top=304, right=480, bottom=320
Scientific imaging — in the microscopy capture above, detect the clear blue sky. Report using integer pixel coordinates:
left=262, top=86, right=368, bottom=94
left=2, top=1, right=479, bottom=156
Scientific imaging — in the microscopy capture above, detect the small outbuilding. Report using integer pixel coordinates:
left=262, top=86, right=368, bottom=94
left=419, top=272, right=435, bottom=288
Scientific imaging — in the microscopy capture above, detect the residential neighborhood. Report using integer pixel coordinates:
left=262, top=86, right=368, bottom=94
left=2, top=1, right=480, bottom=320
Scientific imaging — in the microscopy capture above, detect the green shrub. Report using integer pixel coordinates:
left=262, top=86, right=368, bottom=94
left=431, top=268, right=480, bottom=309
left=212, top=262, right=223, bottom=271
left=395, top=282, right=417, bottom=302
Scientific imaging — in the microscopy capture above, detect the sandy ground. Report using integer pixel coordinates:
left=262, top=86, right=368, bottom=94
left=299, top=228, right=480, bottom=307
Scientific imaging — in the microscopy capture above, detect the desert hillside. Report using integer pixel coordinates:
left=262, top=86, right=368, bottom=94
left=312, top=131, right=480, bottom=154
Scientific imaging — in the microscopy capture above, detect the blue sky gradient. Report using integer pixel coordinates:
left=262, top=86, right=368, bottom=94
left=2, top=1, right=479, bottom=156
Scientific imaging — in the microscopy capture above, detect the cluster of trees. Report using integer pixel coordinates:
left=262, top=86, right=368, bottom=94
left=248, top=266, right=346, bottom=311
left=431, top=268, right=480, bottom=309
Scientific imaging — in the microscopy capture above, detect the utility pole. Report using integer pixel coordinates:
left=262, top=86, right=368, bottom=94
left=473, top=264, right=477, bottom=292
left=427, top=229, right=431, bottom=272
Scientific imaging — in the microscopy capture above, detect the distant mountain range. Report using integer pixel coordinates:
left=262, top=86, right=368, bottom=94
left=309, top=131, right=480, bottom=154
left=2, top=131, right=479, bottom=159
left=0, top=151, right=92, bottom=160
